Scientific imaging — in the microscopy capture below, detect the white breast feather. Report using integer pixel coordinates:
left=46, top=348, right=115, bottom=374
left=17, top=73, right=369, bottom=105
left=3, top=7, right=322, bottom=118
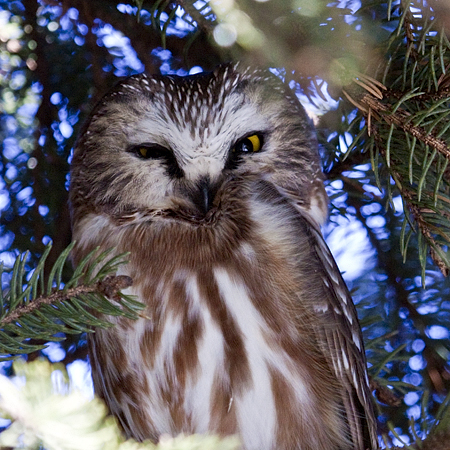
left=214, top=268, right=276, bottom=449
left=182, top=275, right=225, bottom=432
left=214, top=268, right=313, bottom=450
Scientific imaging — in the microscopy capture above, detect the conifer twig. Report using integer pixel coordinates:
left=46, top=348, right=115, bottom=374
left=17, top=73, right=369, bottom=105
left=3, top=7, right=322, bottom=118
left=360, top=94, right=450, bottom=160
left=0, top=243, right=144, bottom=359
left=1, top=276, right=133, bottom=326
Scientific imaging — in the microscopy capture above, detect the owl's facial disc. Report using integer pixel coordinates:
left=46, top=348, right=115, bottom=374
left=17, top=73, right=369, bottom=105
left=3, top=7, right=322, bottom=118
left=125, top=130, right=266, bottom=220
left=70, top=65, right=328, bottom=230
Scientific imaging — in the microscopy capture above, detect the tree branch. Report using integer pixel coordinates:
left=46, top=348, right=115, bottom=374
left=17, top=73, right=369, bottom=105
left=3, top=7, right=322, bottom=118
left=1, top=275, right=132, bottom=326
left=360, top=94, right=450, bottom=161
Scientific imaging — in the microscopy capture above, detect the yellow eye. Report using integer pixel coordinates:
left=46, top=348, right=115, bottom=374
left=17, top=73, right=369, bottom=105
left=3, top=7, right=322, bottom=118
left=247, top=134, right=261, bottom=152
left=233, top=134, right=262, bottom=154
left=139, top=147, right=148, bottom=158
left=131, top=144, right=174, bottom=160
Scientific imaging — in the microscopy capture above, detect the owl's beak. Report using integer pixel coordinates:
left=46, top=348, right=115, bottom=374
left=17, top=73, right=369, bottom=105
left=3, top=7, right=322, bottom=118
left=191, top=176, right=219, bottom=216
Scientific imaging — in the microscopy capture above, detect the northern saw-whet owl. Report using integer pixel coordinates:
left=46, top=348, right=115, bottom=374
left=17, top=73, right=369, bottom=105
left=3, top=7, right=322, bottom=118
left=69, top=63, right=378, bottom=450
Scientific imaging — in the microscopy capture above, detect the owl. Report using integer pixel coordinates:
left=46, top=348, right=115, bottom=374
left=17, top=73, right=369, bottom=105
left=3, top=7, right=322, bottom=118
left=69, top=64, right=378, bottom=450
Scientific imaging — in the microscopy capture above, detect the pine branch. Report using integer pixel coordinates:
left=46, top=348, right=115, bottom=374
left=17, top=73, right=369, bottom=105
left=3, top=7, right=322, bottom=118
left=1, top=276, right=133, bottom=326
left=0, top=242, right=145, bottom=360
left=337, top=1, right=450, bottom=277
left=370, top=378, right=402, bottom=408
left=360, top=94, right=450, bottom=160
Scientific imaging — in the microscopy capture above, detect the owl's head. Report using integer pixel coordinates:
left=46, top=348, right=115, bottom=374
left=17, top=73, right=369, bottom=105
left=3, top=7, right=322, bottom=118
left=70, top=64, right=327, bottom=228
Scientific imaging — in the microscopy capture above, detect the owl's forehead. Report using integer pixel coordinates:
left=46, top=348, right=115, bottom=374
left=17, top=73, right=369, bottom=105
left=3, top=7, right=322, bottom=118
left=146, top=75, right=260, bottom=131
left=108, top=70, right=278, bottom=154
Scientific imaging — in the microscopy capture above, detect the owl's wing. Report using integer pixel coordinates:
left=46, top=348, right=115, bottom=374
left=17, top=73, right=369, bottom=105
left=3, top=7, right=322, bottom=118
left=292, top=209, right=378, bottom=450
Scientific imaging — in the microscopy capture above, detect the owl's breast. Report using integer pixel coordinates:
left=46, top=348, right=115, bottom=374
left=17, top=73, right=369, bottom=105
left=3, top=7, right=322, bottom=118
left=107, top=257, right=338, bottom=447
left=81, top=189, right=347, bottom=449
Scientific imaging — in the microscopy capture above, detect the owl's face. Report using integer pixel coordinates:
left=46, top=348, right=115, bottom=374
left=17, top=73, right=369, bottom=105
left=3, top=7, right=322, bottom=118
left=70, top=64, right=327, bottom=227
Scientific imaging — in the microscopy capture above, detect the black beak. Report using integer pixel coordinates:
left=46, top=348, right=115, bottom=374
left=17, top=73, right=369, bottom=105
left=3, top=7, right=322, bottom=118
left=191, top=177, right=219, bottom=216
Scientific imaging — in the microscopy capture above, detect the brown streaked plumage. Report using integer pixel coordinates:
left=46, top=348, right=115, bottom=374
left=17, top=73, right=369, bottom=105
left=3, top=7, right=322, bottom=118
left=70, top=63, right=378, bottom=450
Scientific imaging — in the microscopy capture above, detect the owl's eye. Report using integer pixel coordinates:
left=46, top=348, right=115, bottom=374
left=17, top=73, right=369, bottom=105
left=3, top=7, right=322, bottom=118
left=233, top=134, right=263, bottom=154
left=131, top=144, right=171, bottom=160
left=128, top=143, right=184, bottom=178
left=225, top=133, right=265, bottom=171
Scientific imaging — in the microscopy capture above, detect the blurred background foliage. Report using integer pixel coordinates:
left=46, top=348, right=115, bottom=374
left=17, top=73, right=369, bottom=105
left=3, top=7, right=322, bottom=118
left=1, top=0, right=450, bottom=448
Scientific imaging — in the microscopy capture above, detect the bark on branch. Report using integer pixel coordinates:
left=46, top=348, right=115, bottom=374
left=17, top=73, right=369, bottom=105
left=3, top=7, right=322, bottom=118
left=1, top=275, right=133, bottom=326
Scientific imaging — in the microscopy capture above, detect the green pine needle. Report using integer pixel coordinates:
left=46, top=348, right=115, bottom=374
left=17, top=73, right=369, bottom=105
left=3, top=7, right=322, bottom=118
left=0, top=242, right=145, bottom=361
